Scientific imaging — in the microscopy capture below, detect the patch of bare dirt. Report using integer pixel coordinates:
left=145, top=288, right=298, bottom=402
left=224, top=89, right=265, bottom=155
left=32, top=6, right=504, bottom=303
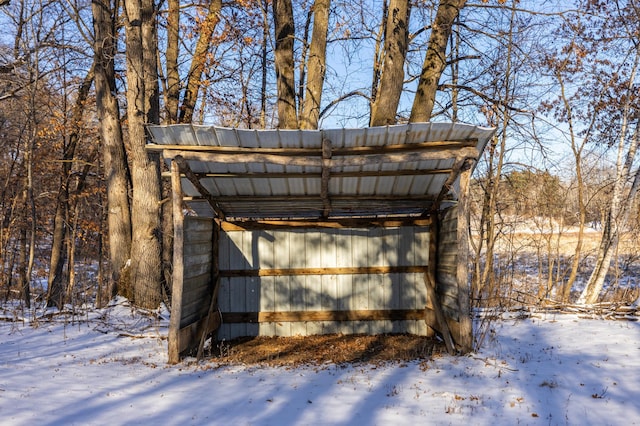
left=207, top=334, right=445, bottom=367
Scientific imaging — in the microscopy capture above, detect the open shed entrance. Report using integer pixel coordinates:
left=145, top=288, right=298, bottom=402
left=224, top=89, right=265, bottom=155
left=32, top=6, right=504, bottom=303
left=147, top=123, right=495, bottom=363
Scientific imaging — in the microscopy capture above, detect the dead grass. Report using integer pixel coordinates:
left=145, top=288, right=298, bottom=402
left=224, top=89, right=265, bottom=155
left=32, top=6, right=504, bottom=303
left=206, top=333, right=445, bottom=367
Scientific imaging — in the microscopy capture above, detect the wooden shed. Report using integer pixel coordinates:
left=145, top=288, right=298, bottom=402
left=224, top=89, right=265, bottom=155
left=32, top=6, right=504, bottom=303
left=146, top=123, right=495, bottom=363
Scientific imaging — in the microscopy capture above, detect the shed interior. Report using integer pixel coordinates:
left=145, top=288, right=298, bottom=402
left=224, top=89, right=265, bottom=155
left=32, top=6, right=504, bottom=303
left=146, top=123, right=495, bottom=363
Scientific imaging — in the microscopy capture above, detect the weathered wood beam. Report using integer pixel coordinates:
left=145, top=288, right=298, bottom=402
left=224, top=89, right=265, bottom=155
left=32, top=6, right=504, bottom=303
left=161, top=168, right=453, bottom=179
left=220, top=217, right=432, bottom=231
left=173, top=155, right=226, bottom=220
left=424, top=272, right=456, bottom=355
left=431, top=157, right=475, bottom=212
left=222, top=309, right=427, bottom=323
left=160, top=146, right=479, bottom=168
left=321, top=138, right=332, bottom=217
left=219, top=265, right=429, bottom=277
left=146, top=138, right=478, bottom=156
left=168, top=160, right=184, bottom=364
left=200, top=194, right=438, bottom=203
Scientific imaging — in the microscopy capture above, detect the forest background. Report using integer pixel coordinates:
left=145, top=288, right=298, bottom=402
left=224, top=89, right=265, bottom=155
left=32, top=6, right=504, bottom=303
left=0, top=0, right=639, bottom=319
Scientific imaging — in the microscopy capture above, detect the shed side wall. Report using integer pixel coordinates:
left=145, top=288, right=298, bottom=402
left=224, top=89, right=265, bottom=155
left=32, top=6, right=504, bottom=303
left=434, top=205, right=472, bottom=350
left=169, top=216, right=215, bottom=360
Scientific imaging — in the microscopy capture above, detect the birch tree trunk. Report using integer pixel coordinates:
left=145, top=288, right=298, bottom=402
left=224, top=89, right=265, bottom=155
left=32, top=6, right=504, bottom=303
left=370, top=0, right=410, bottom=126
left=578, top=47, right=640, bottom=305
left=409, top=0, right=466, bottom=122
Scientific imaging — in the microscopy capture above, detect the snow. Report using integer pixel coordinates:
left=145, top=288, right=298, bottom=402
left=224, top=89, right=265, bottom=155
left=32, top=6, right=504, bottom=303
left=2, top=300, right=639, bottom=425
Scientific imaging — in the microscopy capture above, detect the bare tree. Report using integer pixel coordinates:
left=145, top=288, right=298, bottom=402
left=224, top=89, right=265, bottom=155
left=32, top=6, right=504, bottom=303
left=122, top=0, right=163, bottom=308
left=178, top=0, right=222, bottom=124
left=92, top=0, right=133, bottom=304
left=409, top=0, right=465, bottom=122
left=299, top=0, right=330, bottom=130
left=370, top=0, right=410, bottom=126
left=273, top=0, right=298, bottom=128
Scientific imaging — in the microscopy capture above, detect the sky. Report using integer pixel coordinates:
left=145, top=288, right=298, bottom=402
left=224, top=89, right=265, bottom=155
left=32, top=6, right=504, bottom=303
left=1, top=298, right=639, bottom=425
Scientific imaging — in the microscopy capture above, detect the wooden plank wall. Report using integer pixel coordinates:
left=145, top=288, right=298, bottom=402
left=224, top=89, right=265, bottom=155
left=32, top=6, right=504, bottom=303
left=216, top=226, right=430, bottom=340
left=179, top=217, right=215, bottom=328
left=168, top=216, right=216, bottom=362
left=434, top=205, right=472, bottom=351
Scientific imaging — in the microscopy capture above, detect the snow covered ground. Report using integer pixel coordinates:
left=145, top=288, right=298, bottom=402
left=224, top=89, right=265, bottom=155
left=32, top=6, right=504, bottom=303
left=1, top=300, right=639, bottom=426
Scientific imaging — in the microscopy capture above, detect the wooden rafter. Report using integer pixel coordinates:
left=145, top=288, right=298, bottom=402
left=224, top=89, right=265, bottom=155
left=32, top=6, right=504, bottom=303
left=431, top=157, right=475, bottom=212
left=173, top=155, right=226, bottom=220
left=321, top=138, right=332, bottom=217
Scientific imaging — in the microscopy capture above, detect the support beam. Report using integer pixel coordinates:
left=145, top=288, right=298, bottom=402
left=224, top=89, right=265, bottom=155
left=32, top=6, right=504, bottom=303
left=432, top=157, right=475, bottom=212
left=321, top=138, right=332, bottom=217
left=456, top=166, right=473, bottom=352
left=173, top=155, right=225, bottom=220
left=161, top=168, right=453, bottom=179
left=146, top=138, right=479, bottom=156
left=161, top=147, right=479, bottom=168
left=168, top=160, right=184, bottom=364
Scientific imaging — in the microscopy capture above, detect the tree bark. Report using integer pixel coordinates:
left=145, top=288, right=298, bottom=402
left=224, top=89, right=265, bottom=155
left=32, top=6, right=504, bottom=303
left=165, top=0, right=180, bottom=124
left=178, top=0, right=222, bottom=124
left=46, top=65, right=94, bottom=309
left=123, top=0, right=163, bottom=309
left=273, top=0, right=298, bottom=129
left=92, top=0, right=133, bottom=303
left=299, top=0, right=330, bottom=130
left=578, top=48, right=640, bottom=305
left=409, top=0, right=466, bottom=123
left=370, top=0, right=410, bottom=127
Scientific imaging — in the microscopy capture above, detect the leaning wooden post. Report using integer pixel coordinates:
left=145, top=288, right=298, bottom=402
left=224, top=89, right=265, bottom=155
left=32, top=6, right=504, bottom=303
left=425, top=214, right=456, bottom=355
left=168, top=159, right=184, bottom=364
left=456, top=163, right=473, bottom=353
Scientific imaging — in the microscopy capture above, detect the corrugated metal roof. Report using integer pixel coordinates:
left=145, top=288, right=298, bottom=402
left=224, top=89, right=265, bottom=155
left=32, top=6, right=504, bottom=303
left=147, top=123, right=495, bottom=220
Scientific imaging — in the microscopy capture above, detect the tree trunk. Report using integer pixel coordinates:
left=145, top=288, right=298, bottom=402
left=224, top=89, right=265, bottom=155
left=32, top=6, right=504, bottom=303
left=164, top=0, right=180, bottom=124
left=409, top=0, right=466, bottom=123
left=370, top=0, right=410, bottom=126
left=273, top=0, right=298, bottom=129
left=123, top=0, right=163, bottom=309
left=299, top=0, right=330, bottom=130
left=178, top=0, right=222, bottom=124
left=578, top=48, right=640, bottom=305
left=92, top=0, right=133, bottom=302
left=47, top=66, right=94, bottom=309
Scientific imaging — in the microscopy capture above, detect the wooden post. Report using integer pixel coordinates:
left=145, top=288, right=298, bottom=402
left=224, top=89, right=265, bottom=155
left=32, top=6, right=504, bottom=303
left=168, top=159, right=184, bottom=364
left=456, top=165, right=473, bottom=352
left=321, top=138, right=332, bottom=217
